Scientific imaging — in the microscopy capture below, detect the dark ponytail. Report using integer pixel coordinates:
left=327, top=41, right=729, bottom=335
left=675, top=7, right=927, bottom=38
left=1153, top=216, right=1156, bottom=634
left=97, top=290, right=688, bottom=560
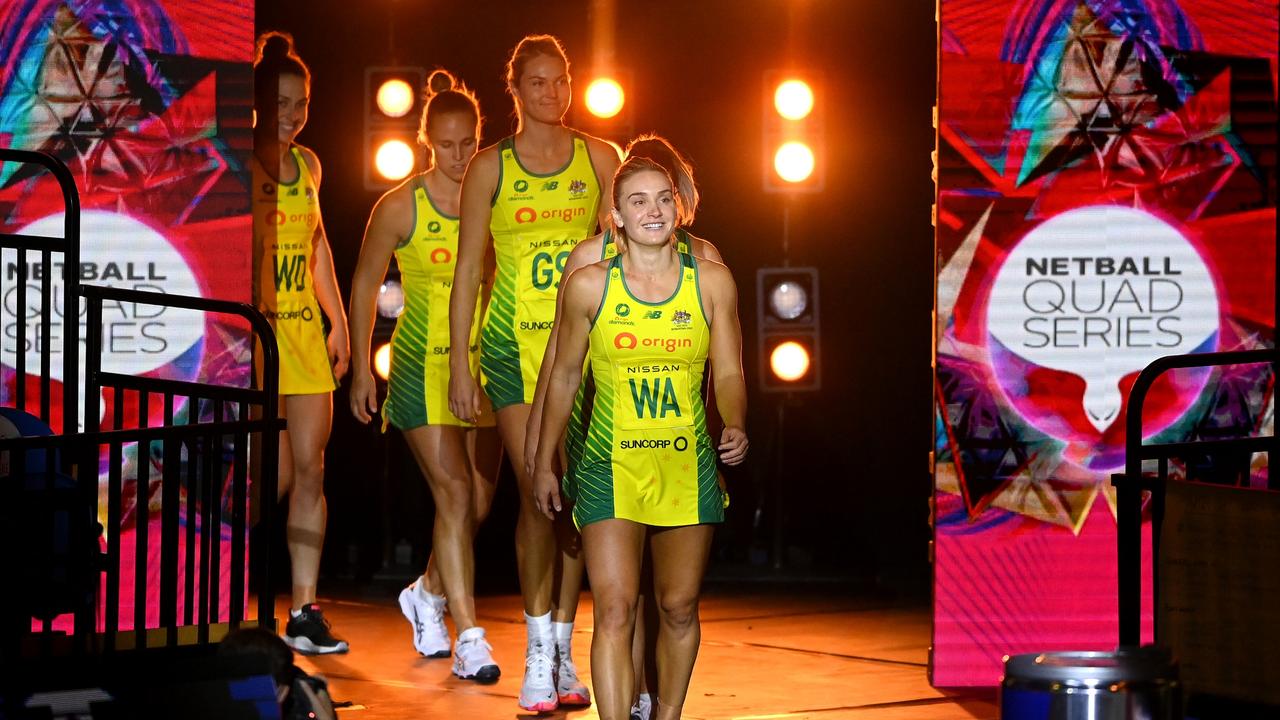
left=253, top=31, right=309, bottom=110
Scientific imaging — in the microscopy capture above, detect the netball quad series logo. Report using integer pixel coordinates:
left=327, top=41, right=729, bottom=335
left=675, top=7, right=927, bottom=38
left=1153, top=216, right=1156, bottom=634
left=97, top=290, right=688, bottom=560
left=987, top=206, right=1219, bottom=443
left=1, top=211, right=205, bottom=431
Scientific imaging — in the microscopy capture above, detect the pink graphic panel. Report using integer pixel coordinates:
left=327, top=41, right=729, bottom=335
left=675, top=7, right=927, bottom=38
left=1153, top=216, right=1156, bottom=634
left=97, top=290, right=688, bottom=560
left=934, top=0, right=1277, bottom=686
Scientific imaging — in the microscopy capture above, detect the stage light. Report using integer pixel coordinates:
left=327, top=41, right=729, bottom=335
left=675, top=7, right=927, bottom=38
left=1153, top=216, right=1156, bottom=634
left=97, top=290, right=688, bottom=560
left=374, top=343, right=392, bottom=381
left=573, top=70, right=634, bottom=141
left=770, top=341, right=811, bottom=382
left=365, top=66, right=425, bottom=190
left=376, top=78, right=415, bottom=118
left=773, top=79, right=813, bottom=120
left=585, top=77, right=625, bottom=119
left=375, top=139, right=415, bottom=181
left=763, top=70, right=824, bottom=193
left=769, top=281, right=808, bottom=320
left=757, top=267, right=821, bottom=392
left=377, top=279, right=405, bottom=318
left=773, top=141, right=815, bottom=183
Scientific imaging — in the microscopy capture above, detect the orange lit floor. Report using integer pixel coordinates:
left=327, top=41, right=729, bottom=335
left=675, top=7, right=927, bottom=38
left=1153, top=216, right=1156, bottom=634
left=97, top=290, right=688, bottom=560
left=292, top=588, right=997, bottom=719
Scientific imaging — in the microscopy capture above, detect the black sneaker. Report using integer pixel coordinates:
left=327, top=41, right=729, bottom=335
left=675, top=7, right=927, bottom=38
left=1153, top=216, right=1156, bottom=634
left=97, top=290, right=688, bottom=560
left=283, top=603, right=349, bottom=655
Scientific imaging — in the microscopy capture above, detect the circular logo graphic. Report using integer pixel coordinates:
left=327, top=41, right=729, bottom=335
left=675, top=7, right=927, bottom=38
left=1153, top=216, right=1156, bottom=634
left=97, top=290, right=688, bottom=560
left=674, top=436, right=689, bottom=452
left=514, top=207, right=537, bottom=224
left=427, top=220, right=442, bottom=233
left=514, top=179, right=529, bottom=193
left=985, top=205, right=1220, bottom=468
left=430, top=247, right=453, bottom=264
left=615, top=302, right=631, bottom=317
left=613, top=332, right=638, bottom=350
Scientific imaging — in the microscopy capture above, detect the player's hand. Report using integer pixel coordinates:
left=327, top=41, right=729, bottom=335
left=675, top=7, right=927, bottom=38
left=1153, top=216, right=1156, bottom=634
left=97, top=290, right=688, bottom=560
left=718, top=426, right=748, bottom=466
left=327, top=324, right=350, bottom=381
left=349, top=372, right=378, bottom=424
left=532, top=465, right=562, bottom=521
left=448, top=371, right=482, bottom=424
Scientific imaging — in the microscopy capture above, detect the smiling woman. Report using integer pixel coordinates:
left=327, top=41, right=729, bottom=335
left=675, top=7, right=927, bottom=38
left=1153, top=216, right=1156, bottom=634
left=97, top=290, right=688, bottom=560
left=445, top=32, right=621, bottom=715
left=532, top=156, right=748, bottom=720
left=251, top=30, right=351, bottom=656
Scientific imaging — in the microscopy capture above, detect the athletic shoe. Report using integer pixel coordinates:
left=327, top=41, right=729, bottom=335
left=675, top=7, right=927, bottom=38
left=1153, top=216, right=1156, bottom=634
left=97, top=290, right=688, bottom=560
left=283, top=604, right=349, bottom=655
left=518, top=644, right=558, bottom=712
left=397, top=579, right=450, bottom=658
left=452, top=626, right=501, bottom=683
left=555, top=639, right=591, bottom=706
left=631, top=693, right=653, bottom=720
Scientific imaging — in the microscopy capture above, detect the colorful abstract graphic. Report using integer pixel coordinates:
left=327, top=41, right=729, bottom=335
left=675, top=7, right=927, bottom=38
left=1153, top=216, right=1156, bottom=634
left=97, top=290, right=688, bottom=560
left=934, top=0, right=1276, bottom=685
left=0, top=0, right=253, bottom=629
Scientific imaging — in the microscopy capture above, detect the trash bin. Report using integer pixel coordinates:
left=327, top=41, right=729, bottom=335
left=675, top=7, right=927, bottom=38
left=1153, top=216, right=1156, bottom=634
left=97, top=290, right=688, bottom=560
left=1001, top=649, right=1181, bottom=719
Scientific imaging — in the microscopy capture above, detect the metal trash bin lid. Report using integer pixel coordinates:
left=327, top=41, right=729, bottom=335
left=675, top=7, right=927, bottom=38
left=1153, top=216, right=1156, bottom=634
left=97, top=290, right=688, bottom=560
left=1004, top=649, right=1177, bottom=686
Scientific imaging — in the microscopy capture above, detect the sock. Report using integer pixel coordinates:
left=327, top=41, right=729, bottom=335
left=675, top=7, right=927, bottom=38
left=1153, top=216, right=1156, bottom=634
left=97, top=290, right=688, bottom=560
left=552, top=621, right=574, bottom=646
left=416, top=578, right=445, bottom=606
left=637, top=693, right=652, bottom=713
left=525, top=611, right=553, bottom=650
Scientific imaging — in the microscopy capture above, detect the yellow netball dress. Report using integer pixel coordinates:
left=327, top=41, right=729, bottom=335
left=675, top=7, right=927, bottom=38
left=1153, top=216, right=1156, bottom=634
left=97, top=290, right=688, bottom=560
left=252, top=147, right=335, bottom=395
left=563, top=229, right=693, bottom=503
left=573, top=252, right=723, bottom=528
left=481, top=135, right=601, bottom=409
left=383, top=179, right=490, bottom=429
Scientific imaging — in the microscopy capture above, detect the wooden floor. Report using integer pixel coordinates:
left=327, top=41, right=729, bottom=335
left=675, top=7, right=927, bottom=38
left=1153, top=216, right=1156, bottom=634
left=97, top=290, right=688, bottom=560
left=293, top=587, right=997, bottom=719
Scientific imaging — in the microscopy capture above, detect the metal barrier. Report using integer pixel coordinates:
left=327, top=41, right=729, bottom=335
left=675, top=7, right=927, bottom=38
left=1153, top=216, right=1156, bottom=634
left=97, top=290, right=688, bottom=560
left=0, top=151, right=282, bottom=697
left=81, top=285, right=283, bottom=651
left=0, top=148, right=80, bottom=432
left=1113, top=348, right=1278, bottom=646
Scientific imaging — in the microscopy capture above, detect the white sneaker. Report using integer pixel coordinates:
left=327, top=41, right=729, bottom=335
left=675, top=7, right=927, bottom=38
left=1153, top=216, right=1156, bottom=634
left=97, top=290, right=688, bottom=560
left=555, top=639, right=591, bottom=706
left=631, top=693, right=653, bottom=720
left=397, top=579, right=450, bottom=658
left=518, top=644, right=558, bottom=712
left=452, top=627, right=500, bottom=683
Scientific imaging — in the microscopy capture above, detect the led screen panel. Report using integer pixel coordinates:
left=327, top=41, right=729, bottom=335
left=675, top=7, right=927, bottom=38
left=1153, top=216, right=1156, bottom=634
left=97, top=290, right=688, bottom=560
left=934, top=0, right=1276, bottom=686
left=0, top=0, right=254, bottom=629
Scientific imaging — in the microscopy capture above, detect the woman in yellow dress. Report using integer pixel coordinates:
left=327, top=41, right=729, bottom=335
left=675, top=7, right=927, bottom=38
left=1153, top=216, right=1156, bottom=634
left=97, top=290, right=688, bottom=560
left=251, top=31, right=349, bottom=654
left=448, top=34, right=620, bottom=713
left=348, top=69, right=502, bottom=682
left=533, top=157, right=748, bottom=720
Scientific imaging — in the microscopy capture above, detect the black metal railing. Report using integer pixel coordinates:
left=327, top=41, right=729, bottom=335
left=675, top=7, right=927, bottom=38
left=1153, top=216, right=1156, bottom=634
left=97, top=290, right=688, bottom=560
left=81, top=285, right=283, bottom=651
left=1, top=150, right=282, bottom=693
left=0, top=148, right=80, bottom=432
left=1113, top=348, right=1278, bottom=646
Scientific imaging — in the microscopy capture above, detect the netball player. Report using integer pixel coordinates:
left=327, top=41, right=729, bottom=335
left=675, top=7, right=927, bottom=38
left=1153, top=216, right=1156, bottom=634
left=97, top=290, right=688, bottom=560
left=349, top=70, right=502, bottom=682
left=533, top=157, right=748, bottom=720
left=252, top=31, right=350, bottom=654
left=448, top=34, right=620, bottom=711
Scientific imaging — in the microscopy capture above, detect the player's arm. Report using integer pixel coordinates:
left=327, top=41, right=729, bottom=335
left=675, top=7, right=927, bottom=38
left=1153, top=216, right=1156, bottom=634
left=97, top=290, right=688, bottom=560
left=348, top=183, right=412, bottom=423
left=532, top=265, right=604, bottom=518
left=448, top=146, right=499, bottom=422
left=584, top=136, right=622, bottom=229
left=525, top=233, right=604, bottom=476
left=701, top=260, right=748, bottom=465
